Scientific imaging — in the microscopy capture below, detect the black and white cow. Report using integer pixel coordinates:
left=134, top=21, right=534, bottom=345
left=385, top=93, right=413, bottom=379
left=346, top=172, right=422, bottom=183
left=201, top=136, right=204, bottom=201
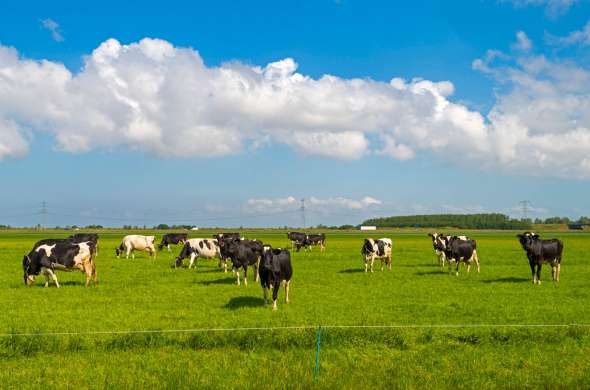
left=23, top=240, right=97, bottom=287
left=295, top=234, right=326, bottom=252
left=68, top=233, right=99, bottom=256
left=517, top=232, right=564, bottom=284
left=361, top=238, right=392, bottom=272
left=213, top=232, right=240, bottom=242
left=441, top=236, right=480, bottom=275
left=287, top=231, right=306, bottom=249
left=158, top=233, right=188, bottom=252
left=175, top=238, right=221, bottom=269
left=224, top=238, right=264, bottom=285
left=116, top=235, right=156, bottom=259
left=427, top=233, right=468, bottom=267
left=260, top=245, right=292, bottom=310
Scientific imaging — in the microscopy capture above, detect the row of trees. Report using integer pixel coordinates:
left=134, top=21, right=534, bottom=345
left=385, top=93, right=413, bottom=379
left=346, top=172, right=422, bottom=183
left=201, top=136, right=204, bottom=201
left=362, top=213, right=532, bottom=230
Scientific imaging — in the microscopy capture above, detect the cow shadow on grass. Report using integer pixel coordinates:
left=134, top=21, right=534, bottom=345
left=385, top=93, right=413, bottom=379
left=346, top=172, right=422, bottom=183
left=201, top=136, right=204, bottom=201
left=481, top=277, right=529, bottom=284
left=197, top=277, right=236, bottom=286
left=338, top=268, right=364, bottom=274
left=224, top=296, right=265, bottom=310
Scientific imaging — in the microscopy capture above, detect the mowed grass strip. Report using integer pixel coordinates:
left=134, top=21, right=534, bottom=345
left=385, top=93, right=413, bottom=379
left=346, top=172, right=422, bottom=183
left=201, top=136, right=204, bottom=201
left=1, top=230, right=589, bottom=388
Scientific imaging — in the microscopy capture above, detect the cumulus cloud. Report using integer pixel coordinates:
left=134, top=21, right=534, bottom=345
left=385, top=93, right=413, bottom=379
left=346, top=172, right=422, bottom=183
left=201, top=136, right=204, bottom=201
left=502, top=0, right=578, bottom=17
left=0, top=37, right=590, bottom=178
left=41, top=18, right=64, bottom=42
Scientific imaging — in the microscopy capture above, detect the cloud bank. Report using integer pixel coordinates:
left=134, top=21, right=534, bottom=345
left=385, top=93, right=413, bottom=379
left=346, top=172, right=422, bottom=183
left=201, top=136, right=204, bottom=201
left=0, top=36, right=589, bottom=178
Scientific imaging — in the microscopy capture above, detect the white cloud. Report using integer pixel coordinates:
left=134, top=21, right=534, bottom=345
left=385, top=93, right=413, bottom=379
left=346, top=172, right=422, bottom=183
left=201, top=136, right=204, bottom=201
left=512, top=31, right=533, bottom=52
left=0, top=118, right=29, bottom=160
left=502, top=0, right=578, bottom=17
left=0, top=37, right=589, bottom=179
left=245, top=196, right=382, bottom=213
left=546, top=20, right=590, bottom=46
left=41, top=18, right=64, bottom=42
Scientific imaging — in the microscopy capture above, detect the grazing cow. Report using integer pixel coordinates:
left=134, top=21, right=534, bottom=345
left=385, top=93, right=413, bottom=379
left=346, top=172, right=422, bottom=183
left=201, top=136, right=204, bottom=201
left=115, top=235, right=156, bottom=259
left=225, top=238, right=264, bottom=285
left=260, top=245, right=292, bottom=310
left=441, top=236, right=480, bottom=275
left=158, top=233, right=188, bottom=252
left=175, top=238, right=220, bottom=269
left=295, top=234, right=326, bottom=252
left=361, top=238, right=392, bottom=272
left=23, top=241, right=97, bottom=287
left=427, top=233, right=469, bottom=267
left=517, top=232, right=563, bottom=284
left=68, top=233, right=99, bottom=256
left=287, top=231, right=306, bottom=249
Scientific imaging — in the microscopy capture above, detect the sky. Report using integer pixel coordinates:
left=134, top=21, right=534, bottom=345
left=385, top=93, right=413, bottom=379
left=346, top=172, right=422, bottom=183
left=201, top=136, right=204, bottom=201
left=0, top=0, right=590, bottom=227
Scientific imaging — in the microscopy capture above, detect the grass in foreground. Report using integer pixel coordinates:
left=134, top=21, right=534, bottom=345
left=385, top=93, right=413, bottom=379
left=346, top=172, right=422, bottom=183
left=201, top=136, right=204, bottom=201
left=1, top=230, right=589, bottom=388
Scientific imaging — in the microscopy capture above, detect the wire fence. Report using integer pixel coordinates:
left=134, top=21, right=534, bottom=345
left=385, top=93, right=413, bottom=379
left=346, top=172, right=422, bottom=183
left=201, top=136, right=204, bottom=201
left=1, top=323, right=589, bottom=338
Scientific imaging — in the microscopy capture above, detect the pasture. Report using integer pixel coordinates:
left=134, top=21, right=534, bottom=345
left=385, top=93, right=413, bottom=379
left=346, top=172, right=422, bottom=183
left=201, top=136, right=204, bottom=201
left=1, top=229, right=590, bottom=389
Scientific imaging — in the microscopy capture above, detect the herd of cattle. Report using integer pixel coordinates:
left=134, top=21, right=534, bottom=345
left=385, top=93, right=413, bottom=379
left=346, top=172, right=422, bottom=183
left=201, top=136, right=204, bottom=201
left=20, top=230, right=565, bottom=308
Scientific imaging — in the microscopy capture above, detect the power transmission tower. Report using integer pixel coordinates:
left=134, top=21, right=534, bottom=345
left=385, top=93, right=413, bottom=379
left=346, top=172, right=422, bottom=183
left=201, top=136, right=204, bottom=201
left=519, top=200, right=531, bottom=220
left=300, top=198, right=306, bottom=228
left=39, top=201, right=48, bottom=229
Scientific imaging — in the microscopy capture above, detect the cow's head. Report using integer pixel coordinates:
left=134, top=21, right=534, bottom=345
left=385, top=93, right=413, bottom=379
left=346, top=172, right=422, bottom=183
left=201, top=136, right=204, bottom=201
left=22, top=255, right=35, bottom=285
left=517, top=232, right=537, bottom=251
left=363, top=239, right=375, bottom=254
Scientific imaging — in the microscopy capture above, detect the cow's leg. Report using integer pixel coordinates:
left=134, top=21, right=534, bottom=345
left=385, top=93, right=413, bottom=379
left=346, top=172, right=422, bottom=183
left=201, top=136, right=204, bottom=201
left=236, top=268, right=241, bottom=286
left=254, top=259, right=260, bottom=282
left=272, top=281, right=280, bottom=311
left=380, top=256, right=384, bottom=272
left=370, top=255, right=375, bottom=273
left=167, top=244, right=171, bottom=252
left=467, top=260, right=471, bottom=273
left=557, top=263, right=561, bottom=282
left=243, top=266, right=248, bottom=286
left=388, top=254, right=392, bottom=270
left=456, top=260, right=460, bottom=276
left=473, top=251, right=481, bottom=273
left=45, top=268, right=60, bottom=288
left=285, top=280, right=290, bottom=303
left=188, top=253, right=196, bottom=269
left=536, top=264, right=542, bottom=285
left=263, top=285, right=268, bottom=305
left=92, top=261, right=98, bottom=286
left=42, top=268, right=50, bottom=287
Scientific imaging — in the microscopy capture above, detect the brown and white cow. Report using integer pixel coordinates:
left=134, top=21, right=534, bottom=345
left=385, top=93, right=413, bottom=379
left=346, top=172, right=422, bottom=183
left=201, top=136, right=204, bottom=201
left=115, top=235, right=156, bottom=259
left=23, top=240, right=98, bottom=287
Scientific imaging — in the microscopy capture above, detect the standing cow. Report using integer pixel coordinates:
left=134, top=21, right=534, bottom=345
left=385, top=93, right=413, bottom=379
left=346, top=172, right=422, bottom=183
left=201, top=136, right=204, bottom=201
left=259, top=245, right=292, bottom=310
left=175, top=238, right=220, bottom=269
left=158, top=233, right=188, bottom=252
left=287, top=232, right=306, bottom=250
left=23, top=241, right=98, bottom=287
left=441, top=236, right=480, bottom=275
left=116, top=235, right=156, bottom=259
left=361, top=238, right=392, bottom=272
left=517, top=232, right=563, bottom=284
left=225, top=238, right=264, bottom=285
left=428, top=233, right=469, bottom=268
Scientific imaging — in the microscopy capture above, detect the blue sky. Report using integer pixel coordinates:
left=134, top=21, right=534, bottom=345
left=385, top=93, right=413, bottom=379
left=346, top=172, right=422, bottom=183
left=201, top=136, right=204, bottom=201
left=0, top=0, right=589, bottom=227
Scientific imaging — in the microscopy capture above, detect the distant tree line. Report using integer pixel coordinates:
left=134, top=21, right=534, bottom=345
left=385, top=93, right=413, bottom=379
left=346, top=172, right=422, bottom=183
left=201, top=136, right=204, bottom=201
left=362, top=213, right=531, bottom=230
left=534, top=216, right=590, bottom=225
left=153, top=224, right=194, bottom=230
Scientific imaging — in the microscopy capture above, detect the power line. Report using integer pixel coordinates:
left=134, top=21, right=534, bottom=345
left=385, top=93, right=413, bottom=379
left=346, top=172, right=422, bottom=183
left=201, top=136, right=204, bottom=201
left=39, top=201, right=48, bottom=228
left=519, top=200, right=531, bottom=220
left=300, top=198, right=306, bottom=228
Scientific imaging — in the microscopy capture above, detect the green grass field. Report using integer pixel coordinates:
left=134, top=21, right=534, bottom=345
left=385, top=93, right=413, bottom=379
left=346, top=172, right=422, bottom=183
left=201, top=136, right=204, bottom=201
left=2, top=230, right=589, bottom=389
